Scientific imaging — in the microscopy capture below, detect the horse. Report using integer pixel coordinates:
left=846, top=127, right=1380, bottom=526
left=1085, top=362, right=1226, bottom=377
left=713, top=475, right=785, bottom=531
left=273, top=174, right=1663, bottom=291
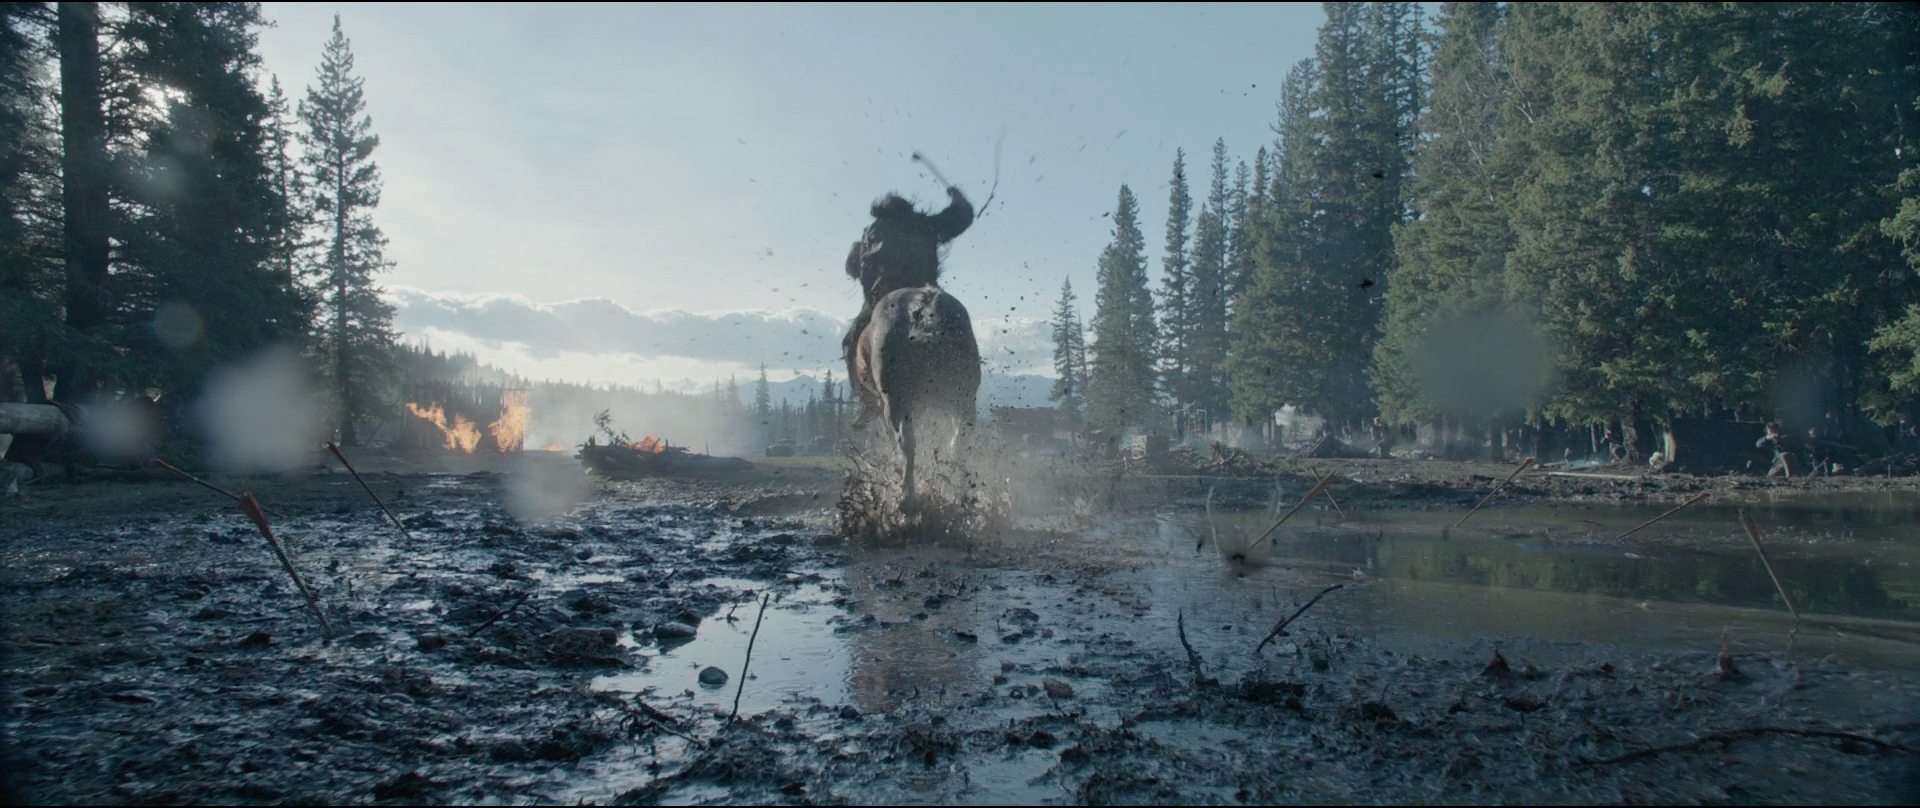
left=854, top=283, right=980, bottom=505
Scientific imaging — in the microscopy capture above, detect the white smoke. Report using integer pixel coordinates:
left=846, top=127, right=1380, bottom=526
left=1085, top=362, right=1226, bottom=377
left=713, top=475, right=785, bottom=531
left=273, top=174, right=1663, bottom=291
left=193, top=346, right=331, bottom=472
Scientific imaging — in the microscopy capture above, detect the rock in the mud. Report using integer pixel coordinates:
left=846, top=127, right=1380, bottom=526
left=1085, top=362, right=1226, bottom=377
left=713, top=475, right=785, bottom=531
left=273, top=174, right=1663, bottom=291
left=656, top=621, right=698, bottom=640
left=838, top=705, right=861, bottom=720
left=1043, top=678, right=1074, bottom=699
left=699, top=666, right=729, bottom=686
left=415, top=633, right=449, bottom=652
left=238, top=630, right=272, bottom=648
left=540, top=627, right=620, bottom=666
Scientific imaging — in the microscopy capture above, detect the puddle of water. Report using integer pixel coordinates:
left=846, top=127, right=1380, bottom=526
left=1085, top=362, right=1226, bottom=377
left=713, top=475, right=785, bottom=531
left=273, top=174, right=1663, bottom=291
left=1097, top=505, right=1920, bottom=669
left=592, top=580, right=854, bottom=714
left=1178, top=507, right=1920, bottom=621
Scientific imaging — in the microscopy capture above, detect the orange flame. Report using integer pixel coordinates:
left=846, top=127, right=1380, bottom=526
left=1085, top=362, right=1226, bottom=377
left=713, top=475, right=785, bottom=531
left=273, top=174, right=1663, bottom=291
left=489, top=391, right=529, bottom=452
left=542, top=443, right=567, bottom=452
left=406, top=402, right=482, bottom=453
left=632, top=435, right=664, bottom=453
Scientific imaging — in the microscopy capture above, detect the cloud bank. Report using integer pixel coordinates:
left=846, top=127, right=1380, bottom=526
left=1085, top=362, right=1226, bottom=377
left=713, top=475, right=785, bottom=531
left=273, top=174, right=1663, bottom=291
left=388, top=285, right=1058, bottom=386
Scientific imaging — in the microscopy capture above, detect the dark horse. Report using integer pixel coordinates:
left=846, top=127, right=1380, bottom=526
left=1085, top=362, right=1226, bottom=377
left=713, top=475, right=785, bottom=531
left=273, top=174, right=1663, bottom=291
left=842, top=189, right=981, bottom=505
left=853, top=284, right=980, bottom=503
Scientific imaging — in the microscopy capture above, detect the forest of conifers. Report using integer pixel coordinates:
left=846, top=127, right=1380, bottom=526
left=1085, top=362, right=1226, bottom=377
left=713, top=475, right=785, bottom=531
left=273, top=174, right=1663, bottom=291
left=1056, top=2, right=1920, bottom=457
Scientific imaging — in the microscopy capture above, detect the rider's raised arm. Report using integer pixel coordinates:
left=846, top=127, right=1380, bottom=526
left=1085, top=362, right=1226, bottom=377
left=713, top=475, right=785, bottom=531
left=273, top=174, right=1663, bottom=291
left=931, top=186, right=974, bottom=243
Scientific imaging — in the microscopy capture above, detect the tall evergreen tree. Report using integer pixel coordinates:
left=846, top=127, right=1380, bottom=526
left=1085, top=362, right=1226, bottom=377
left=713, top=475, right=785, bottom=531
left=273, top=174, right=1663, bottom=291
left=55, top=1, right=111, bottom=399
left=1187, top=138, right=1232, bottom=425
left=1226, top=3, right=1421, bottom=430
left=0, top=2, right=60, bottom=402
left=1373, top=2, right=1516, bottom=426
left=119, top=2, right=307, bottom=406
left=300, top=14, right=395, bottom=445
left=1049, top=277, right=1086, bottom=424
left=1156, top=149, right=1194, bottom=407
left=1086, top=184, right=1159, bottom=434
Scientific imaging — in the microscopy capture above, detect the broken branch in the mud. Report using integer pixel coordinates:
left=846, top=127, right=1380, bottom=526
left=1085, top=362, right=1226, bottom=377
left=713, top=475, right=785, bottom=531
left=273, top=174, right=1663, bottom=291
left=1544, top=470, right=1642, bottom=482
left=1246, top=473, right=1338, bottom=553
left=238, top=493, right=334, bottom=638
left=466, top=590, right=533, bottom=637
left=1577, top=726, right=1915, bottom=767
left=327, top=442, right=413, bottom=542
left=729, top=592, right=772, bottom=724
left=1453, top=456, right=1536, bottom=529
left=627, top=698, right=700, bottom=744
left=1739, top=509, right=1800, bottom=622
left=1309, top=466, right=1346, bottom=519
left=1255, top=584, right=1345, bottom=653
left=1610, top=491, right=1711, bottom=542
left=1176, top=609, right=1208, bottom=686
left=1199, top=486, right=1218, bottom=552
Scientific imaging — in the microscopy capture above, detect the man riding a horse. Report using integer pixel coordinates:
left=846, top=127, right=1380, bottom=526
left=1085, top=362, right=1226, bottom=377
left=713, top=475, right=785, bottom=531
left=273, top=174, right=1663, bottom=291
left=843, top=186, right=974, bottom=427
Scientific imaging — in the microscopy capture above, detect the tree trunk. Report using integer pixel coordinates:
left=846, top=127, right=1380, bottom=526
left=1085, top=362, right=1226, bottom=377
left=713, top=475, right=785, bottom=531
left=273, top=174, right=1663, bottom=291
left=57, top=1, right=110, bottom=400
left=0, top=403, right=72, bottom=435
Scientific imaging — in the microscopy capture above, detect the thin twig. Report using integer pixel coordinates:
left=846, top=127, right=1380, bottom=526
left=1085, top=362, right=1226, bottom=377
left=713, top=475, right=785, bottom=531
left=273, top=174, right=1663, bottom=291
left=238, top=493, right=334, bottom=638
left=1309, top=466, right=1346, bottom=519
left=1247, top=473, right=1336, bottom=553
left=327, top=442, right=413, bottom=541
left=729, top=593, right=773, bottom=723
left=1256, top=584, right=1345, bottom=653
left=467, top=590, right=533, bottom=637
left=1610, top=491, right=1710, bottom=542
left=1198, top=486, right=1217, bottom=552
left=1577, top=726, right=1914, bottom=767
left=1176, top=609, right=1206, bottom=685
left=1739, top=509, right=1800, bottom=622
left=1454, top=456, right=1536, bottom=529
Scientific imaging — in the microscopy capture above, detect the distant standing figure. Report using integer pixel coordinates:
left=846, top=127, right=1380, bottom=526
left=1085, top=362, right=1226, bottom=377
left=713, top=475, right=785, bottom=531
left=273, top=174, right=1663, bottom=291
left=1756, top=422, right=1793, bottom=478
left=1369, top=416, right=1394, bottom=459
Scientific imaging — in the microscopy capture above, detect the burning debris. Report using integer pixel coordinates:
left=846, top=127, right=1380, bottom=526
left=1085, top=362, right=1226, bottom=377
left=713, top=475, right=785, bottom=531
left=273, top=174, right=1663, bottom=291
left=575, top=410, right=753, bottom=480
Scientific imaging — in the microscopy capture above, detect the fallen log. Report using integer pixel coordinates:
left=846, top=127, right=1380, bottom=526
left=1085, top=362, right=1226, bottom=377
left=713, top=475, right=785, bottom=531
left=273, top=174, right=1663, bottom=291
left=1544, top=471, right=1643, bottom=482
left=0, top=403, right=71, bottom=436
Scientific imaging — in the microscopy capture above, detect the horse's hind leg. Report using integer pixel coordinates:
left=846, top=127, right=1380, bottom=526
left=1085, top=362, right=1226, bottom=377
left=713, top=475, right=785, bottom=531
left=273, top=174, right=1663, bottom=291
left=884, top=395, right=916, bottom=505
left=900, top=412, right=918, bottom=507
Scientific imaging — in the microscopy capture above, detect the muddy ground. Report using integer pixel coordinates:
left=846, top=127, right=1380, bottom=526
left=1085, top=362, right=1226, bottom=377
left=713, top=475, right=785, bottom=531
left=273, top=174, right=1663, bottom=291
left=4, top=450, right=1919, bottom=805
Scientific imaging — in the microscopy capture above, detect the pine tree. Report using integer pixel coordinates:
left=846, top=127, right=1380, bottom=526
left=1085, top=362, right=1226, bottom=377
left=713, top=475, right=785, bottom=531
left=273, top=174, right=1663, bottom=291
left=1373, top=1, right=1515, bottom=426
left=1187, top=138, right=1232, bottom=426
left=1157, top=150, right=1194, bottom=409
left=1225, top=4, right=1421, bottom=430
left=0, top=2, right=62, bottom=402
left=1049, top=277, right=1086, bottom=424
left=55, top=1, right=112, bottom=399
left=1086, top=184, right=1159, bottom=434
left=119, top=2, right=307, bottom=405
left=300, top=14, right=395, bottom=445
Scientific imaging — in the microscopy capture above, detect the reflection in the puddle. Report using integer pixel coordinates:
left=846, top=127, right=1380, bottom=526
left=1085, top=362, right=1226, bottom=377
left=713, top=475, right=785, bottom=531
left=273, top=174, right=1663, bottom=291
left=1180, top=507, right=1920, bottom=620
left=592, top=580, right=853, bottom=714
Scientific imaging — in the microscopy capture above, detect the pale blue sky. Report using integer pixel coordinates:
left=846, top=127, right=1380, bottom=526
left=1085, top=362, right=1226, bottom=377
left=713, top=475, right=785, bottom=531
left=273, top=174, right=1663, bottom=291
left=254, top=2, right=1327, bottom=385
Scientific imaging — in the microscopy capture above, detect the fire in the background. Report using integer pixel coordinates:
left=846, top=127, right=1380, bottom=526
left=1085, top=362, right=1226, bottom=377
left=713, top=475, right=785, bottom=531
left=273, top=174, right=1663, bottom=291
left=489, top=391, right=529, bottom=452
left=406, top=402, right=482, bottom=452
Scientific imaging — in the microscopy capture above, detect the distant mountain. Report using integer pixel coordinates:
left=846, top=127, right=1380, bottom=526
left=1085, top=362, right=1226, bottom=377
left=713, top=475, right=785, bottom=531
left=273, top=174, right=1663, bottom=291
left=758, top=371, right=1054, bottom=413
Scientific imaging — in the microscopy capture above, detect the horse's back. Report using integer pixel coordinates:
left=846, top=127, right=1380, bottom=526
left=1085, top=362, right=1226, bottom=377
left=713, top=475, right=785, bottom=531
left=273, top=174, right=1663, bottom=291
left=866, top=285, right=980, bottom=417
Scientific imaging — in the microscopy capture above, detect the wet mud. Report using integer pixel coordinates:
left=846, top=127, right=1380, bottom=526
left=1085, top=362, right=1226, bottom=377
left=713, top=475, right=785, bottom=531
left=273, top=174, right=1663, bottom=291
left=4, top=453, right=1919, bottom=804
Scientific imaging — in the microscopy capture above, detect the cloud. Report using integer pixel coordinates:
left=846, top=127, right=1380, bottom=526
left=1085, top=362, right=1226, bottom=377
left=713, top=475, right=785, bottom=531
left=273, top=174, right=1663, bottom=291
left=387, top=285, right=1057, bottom=381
